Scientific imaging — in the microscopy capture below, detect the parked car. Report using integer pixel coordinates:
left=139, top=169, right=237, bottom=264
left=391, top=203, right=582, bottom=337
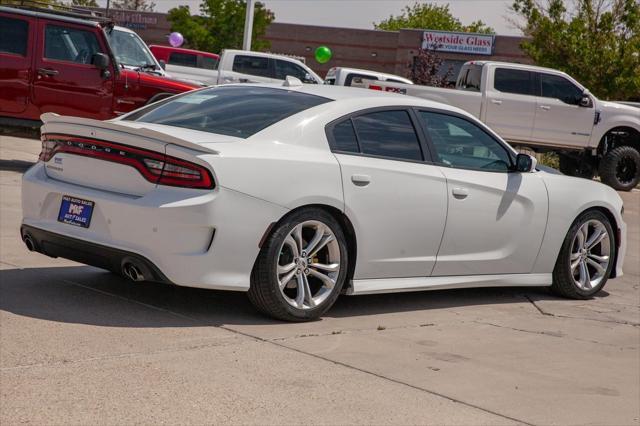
left=149, top=44, right=219, bottom=83
left=0, top=5, right=199, bottom=128
left=21, top=81, right=626, bottom=321
left=363, top=61, right=640, bottom=191
left=324, top=67, right=413, bottom=86
left=150, top=48, right=324, bottom=86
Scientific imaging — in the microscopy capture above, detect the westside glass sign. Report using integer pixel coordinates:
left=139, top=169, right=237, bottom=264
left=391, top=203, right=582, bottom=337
left=422, top=30, right=495, bottom=56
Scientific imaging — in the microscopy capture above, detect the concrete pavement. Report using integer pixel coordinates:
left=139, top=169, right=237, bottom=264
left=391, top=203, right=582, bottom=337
left=1, top=135, right=638, bottom=425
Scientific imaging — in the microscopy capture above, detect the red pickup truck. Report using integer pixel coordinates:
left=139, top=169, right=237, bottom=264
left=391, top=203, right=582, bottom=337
left=0, top=5, right=199, bottom=129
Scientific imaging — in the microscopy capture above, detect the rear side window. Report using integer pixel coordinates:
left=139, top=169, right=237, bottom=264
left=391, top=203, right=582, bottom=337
left=345, top=73, right=376, bottom=87
left=0, top=16, right=28, bottom=56
left=169, top=52, right=197, bottom=67
left=232, top=55, right=272, bottom=78
left=352, top=110, right=423, bottom=161
left=539, top=73, right=583, bottom=104
left=494, top=68, right=534, bottom=96
left=44, top=25, right=101, bottom=64
left=456, top=64, right=482, bottom=91
left=330, top=120, right=360, bottom=153
left=125, top=86, right=331, bottom=138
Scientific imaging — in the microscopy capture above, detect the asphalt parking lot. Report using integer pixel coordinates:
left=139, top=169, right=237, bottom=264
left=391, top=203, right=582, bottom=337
left=1, top=135, right=638, bottom=425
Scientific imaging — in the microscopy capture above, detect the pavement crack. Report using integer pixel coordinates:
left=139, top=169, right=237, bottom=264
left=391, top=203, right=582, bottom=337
left=524, top=294, right=639, bottom=327
left=59, top=280, right=533, bottom=426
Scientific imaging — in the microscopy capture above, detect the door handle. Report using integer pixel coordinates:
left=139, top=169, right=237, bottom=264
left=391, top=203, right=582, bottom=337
left=490, top=99, right=503, bottom=105
left=452, top=187, right=469, bottom=199
left=539, top=105, right=551, bottom=111
left=351, top=174, right=371, bottom=186
left=38, top=68, right=59, bottom=76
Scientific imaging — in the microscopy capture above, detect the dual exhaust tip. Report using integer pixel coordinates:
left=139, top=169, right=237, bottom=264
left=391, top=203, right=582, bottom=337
left=22, top=232, right=147, bottom=283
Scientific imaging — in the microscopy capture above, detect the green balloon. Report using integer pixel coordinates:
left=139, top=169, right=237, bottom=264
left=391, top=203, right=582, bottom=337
left=315, top=46, right=332, bottom=64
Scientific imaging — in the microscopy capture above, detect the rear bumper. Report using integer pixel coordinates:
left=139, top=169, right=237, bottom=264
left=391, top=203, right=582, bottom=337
left=21, top=162, right=288, bottom=291
left=20, top=224, right=173, bottom=284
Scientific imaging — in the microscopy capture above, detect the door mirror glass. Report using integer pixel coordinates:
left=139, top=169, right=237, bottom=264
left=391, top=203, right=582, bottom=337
left=158, top=59, right=166, bottom=70
left=579, top=94, right=591, bottom=107
left=92, top=52, right=110, bottom=70
left=515, top=153, right=537, bottom=172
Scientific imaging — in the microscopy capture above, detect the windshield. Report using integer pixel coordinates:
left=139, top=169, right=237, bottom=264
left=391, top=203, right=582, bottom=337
left=124, top=86, right=332, bottom=138
left=106, top=28, right=157, bottom=68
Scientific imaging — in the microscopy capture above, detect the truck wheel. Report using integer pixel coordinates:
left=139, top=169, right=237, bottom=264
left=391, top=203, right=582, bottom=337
left=599, top=146, right=640, bottom=191
left=558, top=154, right=595, bottom=179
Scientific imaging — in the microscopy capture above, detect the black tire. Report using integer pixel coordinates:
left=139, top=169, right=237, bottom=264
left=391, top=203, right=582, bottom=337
left=551, top=210, right=615, bottom=299
left=558, top=154, right=595, bottom=179
left=599, top=145, right=640, bottom=191
left=248, top=208, right=349, bottom=321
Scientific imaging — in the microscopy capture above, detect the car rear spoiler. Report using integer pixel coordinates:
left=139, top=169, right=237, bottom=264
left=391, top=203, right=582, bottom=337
left=40, top=113, right=219, bottom=154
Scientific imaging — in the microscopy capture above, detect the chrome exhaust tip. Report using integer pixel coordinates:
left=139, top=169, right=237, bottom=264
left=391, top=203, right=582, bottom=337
left=23, top=234, right=36, bottom=252
left=122, top=262, right=145, bottom=282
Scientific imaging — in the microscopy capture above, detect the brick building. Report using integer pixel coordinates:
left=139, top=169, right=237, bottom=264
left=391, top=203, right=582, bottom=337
left=100, top=8, right=532, bottom=80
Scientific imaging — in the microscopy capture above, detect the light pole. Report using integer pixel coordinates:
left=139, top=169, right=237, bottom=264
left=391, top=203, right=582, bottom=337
left=242, top=0, right=255, bottom=51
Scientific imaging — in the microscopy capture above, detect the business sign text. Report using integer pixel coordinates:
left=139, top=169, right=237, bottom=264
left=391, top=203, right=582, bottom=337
left=422, top=31, right=495, bottom=55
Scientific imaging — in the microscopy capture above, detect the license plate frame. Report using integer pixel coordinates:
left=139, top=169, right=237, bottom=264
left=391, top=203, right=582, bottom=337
left=57, top=195, right=95, bottom=228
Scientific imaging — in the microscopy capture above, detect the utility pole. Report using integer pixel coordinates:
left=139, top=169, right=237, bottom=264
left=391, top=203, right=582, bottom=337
left=242, top=0, right=255, bottom=51
left=105, top=0, right=110, bottom=14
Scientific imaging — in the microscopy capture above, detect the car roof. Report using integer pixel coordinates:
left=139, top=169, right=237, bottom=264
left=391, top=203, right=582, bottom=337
left=0, top=5, right=104, bottom=28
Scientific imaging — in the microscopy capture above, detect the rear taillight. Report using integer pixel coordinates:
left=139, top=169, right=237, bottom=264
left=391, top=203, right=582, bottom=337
left=40, top=135, right=215, bottom=189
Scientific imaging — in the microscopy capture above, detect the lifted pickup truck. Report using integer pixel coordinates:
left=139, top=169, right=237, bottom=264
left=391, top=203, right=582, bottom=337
left=0, top=5, right=199, bottom=129
left=366, top=61, right=640, bottom=191
left=153, top=48, right=323, bottom=86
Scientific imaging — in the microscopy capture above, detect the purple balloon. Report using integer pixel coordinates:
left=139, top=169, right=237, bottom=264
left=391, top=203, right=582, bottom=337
left=168, top=32, right=184, bottom=48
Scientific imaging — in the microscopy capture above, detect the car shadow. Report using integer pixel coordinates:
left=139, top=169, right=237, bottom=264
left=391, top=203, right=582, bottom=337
left=0, top=265, right=603, bottom=328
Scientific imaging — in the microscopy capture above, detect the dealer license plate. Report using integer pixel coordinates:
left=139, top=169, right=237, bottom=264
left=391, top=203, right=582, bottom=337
left=57, top=195, right=94, bottom=228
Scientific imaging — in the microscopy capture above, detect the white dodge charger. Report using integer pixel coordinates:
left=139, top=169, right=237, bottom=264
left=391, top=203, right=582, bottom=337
left=21, top=80, right=627, bottom=321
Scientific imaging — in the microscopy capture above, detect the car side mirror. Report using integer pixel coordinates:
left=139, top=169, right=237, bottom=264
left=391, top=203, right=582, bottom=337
left=515, top=153, right=537, bottom=173
left=91, top=52, right=110, bottom=70
left=158, top=59, right=166, bottom=70
left=579, top=95, right=591, bottom=107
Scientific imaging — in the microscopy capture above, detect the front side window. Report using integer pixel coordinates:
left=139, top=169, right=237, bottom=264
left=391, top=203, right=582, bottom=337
left=274, top=59, right=316, bottom=83
left=125, top=86, right=331, bottom=138
left=106, top=29, right=157, bottom=68
left=351, top=110, right=423, bottom=161
left=169, top=52, right=197, bottom=67
left=232, top=55, right=272, bottom=78
left=494, top=68, right=534, bottom=96
left=539, top=73, right=584, bottom=105
left=420, top=111, right=512, bottom=172
left=45, top=24, right=101, bottom=64
left=0, top=16, right=28, bottom=56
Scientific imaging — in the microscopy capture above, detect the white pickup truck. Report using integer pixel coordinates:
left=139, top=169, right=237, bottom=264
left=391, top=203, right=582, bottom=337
left=164, top=49, right=323, bottom=86
left=366, top=61, right=640, bottom=191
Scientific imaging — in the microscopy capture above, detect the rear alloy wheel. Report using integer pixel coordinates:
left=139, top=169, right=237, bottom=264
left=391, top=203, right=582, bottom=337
left=551, top=211, right=615, bottom=299
left=599, top=146, right=640, bottom=191
left=248, top=208, right=348, bottom=321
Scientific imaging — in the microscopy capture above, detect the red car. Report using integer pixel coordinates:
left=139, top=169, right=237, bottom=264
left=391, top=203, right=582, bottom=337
left=149, top=45, right=219, bottom=71
left=0, top=5, right=199, bottom=128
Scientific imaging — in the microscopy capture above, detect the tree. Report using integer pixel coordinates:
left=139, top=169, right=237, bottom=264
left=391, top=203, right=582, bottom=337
left=410, top=46, right=454, bottom=86
left=374, top=2, right=494, bottom=34
left=512, top=0, right=640, bottom=100
left=167, top=0, right=274, bottom=53
left=111, top=0, right=155, bottom=12
left=70, top=0, right=98, bottom=7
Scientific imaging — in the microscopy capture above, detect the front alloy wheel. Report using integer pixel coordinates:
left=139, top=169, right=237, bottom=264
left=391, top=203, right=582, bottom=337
left=552, top=210, right=615, bottom=299
left=249, top=208, right=348, bottom=321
